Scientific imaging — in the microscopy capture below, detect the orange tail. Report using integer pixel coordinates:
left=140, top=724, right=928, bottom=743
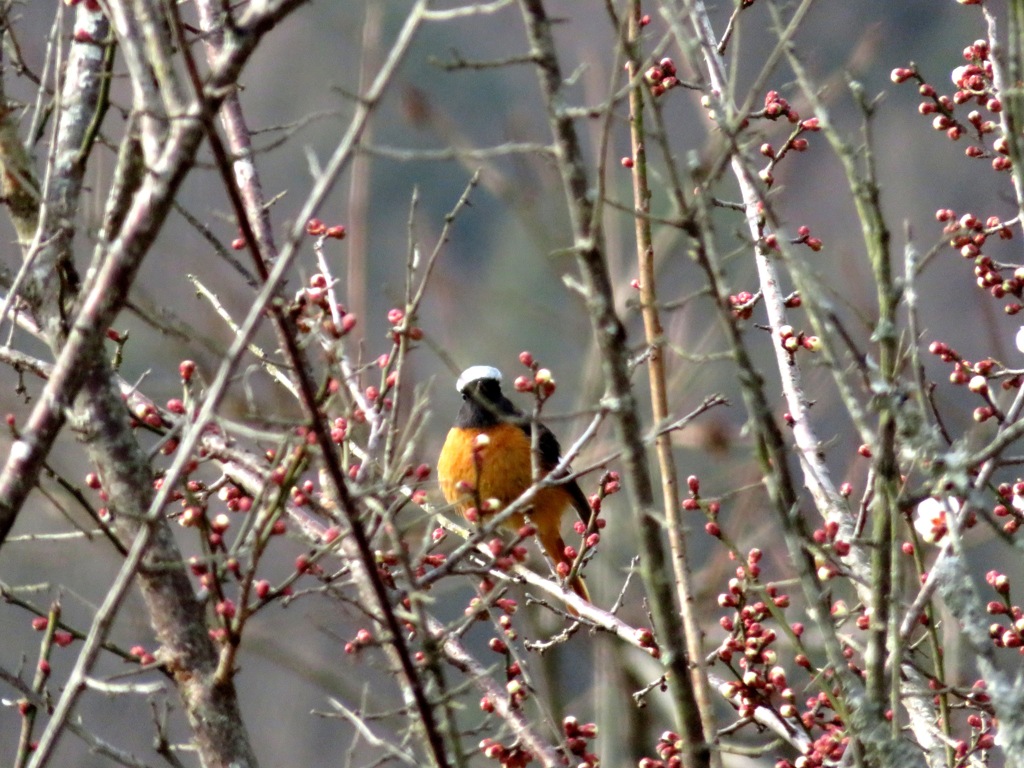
left=537, top=526, right=590, bottom=613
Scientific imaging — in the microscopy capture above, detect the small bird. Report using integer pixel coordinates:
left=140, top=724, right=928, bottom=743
left=437, top=365, right=591, bottom=606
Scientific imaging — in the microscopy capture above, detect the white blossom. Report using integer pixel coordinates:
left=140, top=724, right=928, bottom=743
left=914, top=497, right=959, bottom=543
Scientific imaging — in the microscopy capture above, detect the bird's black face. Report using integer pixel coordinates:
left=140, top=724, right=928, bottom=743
left=463, top=378, right=501, bottom=404
left=456, top=377, right=518, bottom=428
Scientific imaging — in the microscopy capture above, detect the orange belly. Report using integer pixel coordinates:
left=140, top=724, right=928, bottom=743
left=437, top=422, right=568, bottom=535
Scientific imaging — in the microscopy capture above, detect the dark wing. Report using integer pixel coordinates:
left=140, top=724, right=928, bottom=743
left=501, top=384, right=592, bottom=524
left=536, top=422, right=592, bottom=525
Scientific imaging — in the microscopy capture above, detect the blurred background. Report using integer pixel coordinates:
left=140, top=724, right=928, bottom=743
left=0, top=1, right=1010, bottom=765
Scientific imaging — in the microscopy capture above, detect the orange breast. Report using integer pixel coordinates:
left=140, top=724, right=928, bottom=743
left=437, top=423, right=569, bottom=533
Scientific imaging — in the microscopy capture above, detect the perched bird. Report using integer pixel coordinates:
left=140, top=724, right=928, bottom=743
left=437, top=365, right=591, bottom=606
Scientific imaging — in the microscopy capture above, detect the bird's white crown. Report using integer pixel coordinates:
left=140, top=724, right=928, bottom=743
left=456, top=365, right=503, bottom=392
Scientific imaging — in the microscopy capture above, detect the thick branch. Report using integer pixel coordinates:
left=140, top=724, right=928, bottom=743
left=517, top=1, right=709, bottom=764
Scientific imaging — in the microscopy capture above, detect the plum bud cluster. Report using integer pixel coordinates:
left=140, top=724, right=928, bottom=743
left=477, top=739, right=533, bottom=768
left=582, top=471, right=619, bottom=523
left=701, top=546, right=854, bottom=767
left=562, top=716, right=600, bottom=767
left=775, top=724, right=850, bottom=768
left=129, top=644, right=157, bottom=666
left=893, top=40, right=1003, bottom=161
left=465, top=586, right=520, bottom=621
left=631, top=626, right=660, bottom=657
left=234, top=217, right=344, bottom=251
left=758, top=90, right=801, bottom=124
left=894, top=43, right=1024, bottom=329
left=728, top=288, right=800, bottom=317
left=810, top=520, right=853, bottom=582
left=777, top=324, right=822, bottom=358
left=29, top=616, right=75, bottom=649
left=514, top=351, right=557, bottom=400
left=985, top=569, right=1024, bottom=653
left=565, top=471, right=615, bottom=578
left=386, top=307, right=425, bottom=345
left=715, top=551, right=796, bottom=711
left=455, top=531, right=529, bottom=619
left=479, top=673, right=596, bottom=766
left=761, top=675, right=864, bottom=768
left=292, top=273, right=357, bottom=338
left=928, top=341, right=1020, bottom=421
left=638, top=731, right=687, bottom=768
left=729, top=291, right=758, bottom=319
left=645, top=57, right=679, bottom=98
left=757, top=117, right=820, bottom=188
left=991, top=481, right=1024, bottom=535
left=879, top=678, right=995, bottom=762
left=680, top=474, right=722, bottom=537
left=304, top=217, right=347, bottom=241
left=401, top=461, right=431, bottom=506
left=344, top=627, right=375, bottom=655
left=954, top=714, right=996, bottom=763
left=791, top=225, right=823, bottom=252
left=934, top=209, right=1021, bottom=314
